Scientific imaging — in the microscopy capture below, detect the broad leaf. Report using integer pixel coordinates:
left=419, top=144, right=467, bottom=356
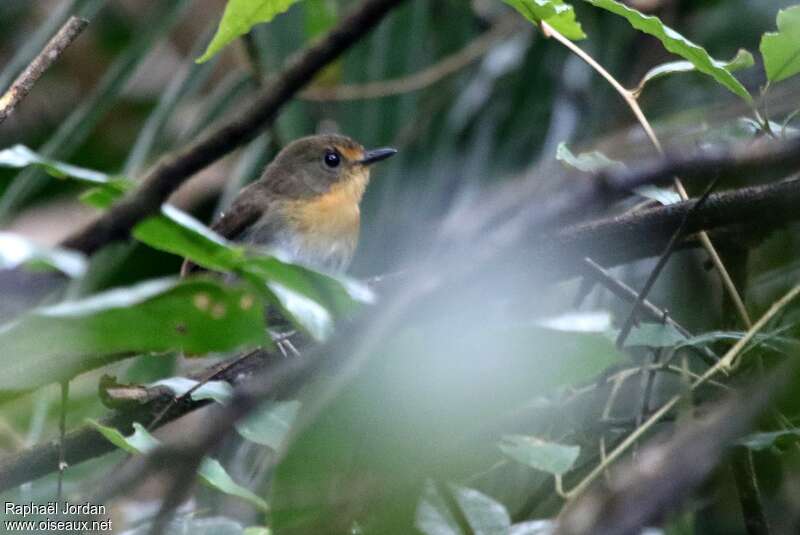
left=760, top=5, right=800, bottom=83
left=737, top=429, right=800, bottom=451
left=235, top=400, right=301, bottom=450
left=635, top=49, right=754, bottom=95
left=0, top=278, right=265, bottom=390
left=612, top=322, right=686, bottom=348
left=87, top=420, right=160, bottom=455
left=499, top=435, right=580, bottom=476
left=134, top=204, right=374, bottom=340
left=151, top=377, right=234, bottom=404
left=416, top=480, right=511, bottom=535
left=0, top=232, right=87, bottom=278
left=556, top=143, right=625, bottom=173
left=583, top=0, right=752, bottom=102
left=197, top=0, right=305, bottom=63
left=90, top=419, right=268, bottom=512
left=0, top=144, right=110, bottom=183
left=199, top=458, right=270, bottom=512
left=556, top=143, right=678, bottom=204
left=504, top=0, right=586, bottom=40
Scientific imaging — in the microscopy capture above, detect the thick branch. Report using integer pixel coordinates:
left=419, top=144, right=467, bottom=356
left=59, top=0, right=407, bottom=255
left=539, top=177, right=800, bottom=278
left=0, top=16, right=88, bottom=125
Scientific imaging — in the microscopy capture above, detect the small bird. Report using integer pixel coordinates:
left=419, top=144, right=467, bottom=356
left=184, top=134, right=396, bottom=274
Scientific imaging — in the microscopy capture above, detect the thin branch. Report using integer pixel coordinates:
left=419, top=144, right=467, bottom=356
left=562, top=284, right=800, bottom=502
left=300, top=15, right=521, bottom=101
left=0, top=16, right=88, bottom=125
left=615, top=176, right=721, bottom=347
left=59, top=0, right=408, bottom=256
left=540, top=20, right=752, bottom=329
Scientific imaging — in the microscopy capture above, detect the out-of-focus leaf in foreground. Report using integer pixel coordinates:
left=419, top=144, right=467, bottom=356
left=736, top=429, right=800, bottom=451
left=504, top=0, right=586, bottom=40
left=0, top=144, right=110, bottom=183
left=0, top=143, right=135, bottom=209
left=235, top=400, right=301, bottom=450
left=499, top=435, right=580, bottom=476
left=0, top=232, right=87, bottom=278
left=89, top=420, right=269, bottom=512
left=760, top=5, right=800, bottom=83
left=415, top=480, right=511, bottom=535
left=197, top=0, right=305, bottom=63
left=0, top=277, right=265, bottom=391
left=584, top=0, right=752, bottom=102
left=272, top=318, right=623, bottom=531
left=134, top=204, right=373, bottom=340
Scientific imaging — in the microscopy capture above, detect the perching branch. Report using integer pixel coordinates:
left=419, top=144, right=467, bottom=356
left=0, top=16, right=88, bottom=126
left=4, top=141, right=800, bottom=492
left=59, top=0, right=408, bottom=256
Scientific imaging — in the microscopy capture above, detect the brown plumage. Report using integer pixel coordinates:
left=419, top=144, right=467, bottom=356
left=181, top=134, right=396, bottom=275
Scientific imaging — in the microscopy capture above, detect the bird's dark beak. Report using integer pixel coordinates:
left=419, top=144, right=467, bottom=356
left=358, top=147, right=397, bottom=165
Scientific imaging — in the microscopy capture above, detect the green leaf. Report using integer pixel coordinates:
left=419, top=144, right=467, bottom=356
left=151, top=377, right=234, bottom=404
left=760, top=5, right=800, bottom=83
left=557, top=143, right=680, bottom=205
left=556, top=143, right=625, bottom=173
left=199, top=458, right=270, bottom=512
left=0, top=278, right=265, bottom=391
left=635, top=49, right=755, bottom=95
left=86, top=420, right=161, bottom=455
left=0, top=144, right=110, bottom=183
left=499, top=435, right=580, bottom=476
left=235, top=400, right=301, bottom=450
left=90, top=419, right=268, bottom=512
left=737, top=429, right=800, bottom=451
left=504, top=0, right=586, bottom=40
left=0, top=232, right=87, bottom=278
left=0, top=144, right=136, bottom=209
left=79, top=178, right=135, bottom=209
left=583, top=0, right=752, bottom=102
left=613, top=322, right=687, bottom=348
left=243, top=528, right=272, bottom=535
left=633, top=184, right=681, bottom=205
left=134, top=204, right=374, bottom=340
left=197, top=0, right=305, bottom=63
left=415, top=480, right=511, bottom=535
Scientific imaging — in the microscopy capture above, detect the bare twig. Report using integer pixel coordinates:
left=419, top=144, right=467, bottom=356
left=540, top=20, right=753, bottom=329
left=300, top=15, right=521, bottom=101
left=59, top=0, right=408, bottom=256
left=0, top=16, right=88, bottom=125
left=616, top=176, right=721, bottom=347
left=562, top=284, right=800, bottom=502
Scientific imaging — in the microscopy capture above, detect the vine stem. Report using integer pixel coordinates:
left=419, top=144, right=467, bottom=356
left=540, top=21, right=753, bottom=329
left=561, top=283, right=800, bottom=502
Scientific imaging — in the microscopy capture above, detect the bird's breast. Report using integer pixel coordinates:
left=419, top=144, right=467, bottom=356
left=280, top=178, right=365, bottom=271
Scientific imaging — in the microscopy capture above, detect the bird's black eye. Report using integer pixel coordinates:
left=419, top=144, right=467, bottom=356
left=323, top=150, right=341, bottom=168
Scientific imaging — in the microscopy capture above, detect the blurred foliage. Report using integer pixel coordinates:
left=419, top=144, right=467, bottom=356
left=1, top=0, right=800, bottom=534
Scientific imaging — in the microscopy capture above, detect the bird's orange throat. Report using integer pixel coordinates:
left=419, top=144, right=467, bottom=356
left=285, top=168, right=369, bottom=248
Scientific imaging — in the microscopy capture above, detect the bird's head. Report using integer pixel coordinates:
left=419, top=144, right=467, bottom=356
left=263, top=134, right=397, bottom=201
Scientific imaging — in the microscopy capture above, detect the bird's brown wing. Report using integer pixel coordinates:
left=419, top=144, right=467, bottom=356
left=179, top=199, right=262, bottom=277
